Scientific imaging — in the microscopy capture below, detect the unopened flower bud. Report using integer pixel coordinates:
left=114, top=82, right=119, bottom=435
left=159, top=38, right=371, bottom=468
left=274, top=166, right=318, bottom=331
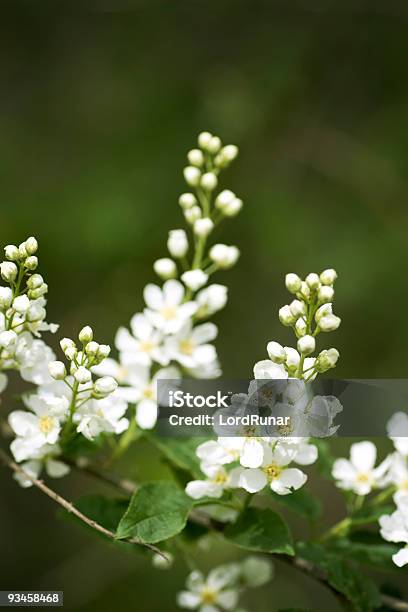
left=206, top=136, right=221, bottom=154
left=209, top=244, right=240, bottom=269
left=300, top=281, right=310, bottom=300
left=198, top=131, right=213, bottom=149
left=267, top=341, right=286, bottom=364
left=0, top=261, right=18, bottom=282
left=319, top=314, right=341, bottom=332
left=305, top=273, right=320, bottom=290
left=215, top=144, right=239, bottom=167
left=48, top=360, right=66, bottom=380
left=28, top=283, right=48, bottom=299
left=97, top=344, right=111, bottom=359
left=183, top=166, right=201, bottom=187
left=0, top=330, right=17, bottom=348
left=295, top=317, right=307, bottom=336
left=60, top=338, right=75, bottom=352
left=94, top=376, right=118, bottom=396
left=318, top=285, right=334, bottom=303
left=224, top=198, right=243, bottom=217
left=297, top=334, right=315, bottom=355
left=194, top=217, right=214, bottom=237
left=85, top=341, right=99, bottom=356
left=215, top=190, right=235, bottom=210
left=279, top=305, right=296, bottom=326
left=24, top=256, right=38, bottom=270
left=285, top=347, right=300, bottom=369
left=25, top=237, right=38, bottom=255
left=315, top=348, right=339, bottom=373
left=153, top=258, right=177, bottom=280
left=200, top=172, right=218, bottom=191
left=285, top=273, right=302, bottom=294
left=315, top=303, right=332, bottom=322
left=74, top=366, right=92, bottom=384
left=181, top=269, right=208, bottom=291
left=27, top=274, right=43, bottom=289
left=27, top=304, right=46, bottom=322
left=290, top=299, right=306, bottom=318
left=65, top=346, right=78, bottom=361
left=320, top=268, right=337, bottom=285
left=0, top=287, right=13, bottom=309
left=178, top=193, right=197, bottom=210
left=196, top=284, right=228, bottom=318
left=4, top=245, right=19, bottom=261
left=13, top=295, right=30, bottom=313
left=79, top=326, right=93, bottom=343
left=18, top=243, right=27, bottom=259
left=184, top=206, right=201, bottom=224
left=187, top=149, right=204, bottom=167
left=167, top=229, right=188, bottom=258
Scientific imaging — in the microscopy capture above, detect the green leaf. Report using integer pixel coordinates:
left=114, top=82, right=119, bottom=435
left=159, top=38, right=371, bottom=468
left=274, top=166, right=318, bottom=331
left=331, top=532, right=400, bottom=571
left=350, top=505, right=394, bottom=526
left=296, top=542, right=381, bottom=612
left=75, top=495, right=129, bottom=532
left=268, top=487, right=321, bottom=520
left=225, top=508, right=294, bottom=555
left=313, top=439, right=335, bottom=479
left=150, top=436, right=203, bottom=478
left=116, top=480, right=193, bottom=544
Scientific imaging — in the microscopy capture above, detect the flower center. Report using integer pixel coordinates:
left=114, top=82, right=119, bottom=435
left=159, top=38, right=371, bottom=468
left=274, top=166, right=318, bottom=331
left=213, top=470, right=227, bottom=485
left=143, top=386, right=154, bottom=399
left=161, top=306, right=177, bottom=320
left=200, top=588, right=217, bottom=604
left=278, top=424, right=293, bottom=436
left=179, top=339, right=194, bottom=355
left=401, top=479, right=408, bottom=491
left=139, top=340, right=155, bottom=353
left=264, top=463, right=282, bottom=480
left=39, top=415, right=55, bottom=434
left=356, top=472, right=370, bottom=483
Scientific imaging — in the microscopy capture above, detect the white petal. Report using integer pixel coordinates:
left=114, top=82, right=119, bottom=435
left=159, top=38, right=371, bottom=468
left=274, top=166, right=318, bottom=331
left=240, top=439, right=265, bottom=468
left=130, top=313, right=153, bottom=340
left=239, top=468, right=267, bottom=493
left=216, top=590, right=239, bottom=610
left=253, top=360, right=287, bottom=380
left=136, top=399, right=157, bottom=429
left=115, top=327, right=139, bottom=353
left=185, top=480, right=221, bottom=499
left=176, top=591, right=201, bottom=609
left=191, top=323, right=218, bottom=345
left=393, top=547, right=408, bottom=567
left=350, top=441, right=377, bottom=471
left=163, top=279, right=184, bottom=305
left=46, top=459, right=70, bottom=479
left=294, top=443, right=318, bottom=465
left=143, top=283, right=163, bottom=309
left=8, top=411, right=38, bottom=437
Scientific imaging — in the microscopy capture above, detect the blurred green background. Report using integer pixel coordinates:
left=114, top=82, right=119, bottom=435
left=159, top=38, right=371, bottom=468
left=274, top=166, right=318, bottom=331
left=1, top=1, right=408, bottom=610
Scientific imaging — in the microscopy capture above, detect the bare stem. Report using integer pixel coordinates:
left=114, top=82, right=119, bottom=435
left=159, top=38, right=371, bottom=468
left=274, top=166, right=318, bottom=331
left=0, top=448, right=167, bottom=561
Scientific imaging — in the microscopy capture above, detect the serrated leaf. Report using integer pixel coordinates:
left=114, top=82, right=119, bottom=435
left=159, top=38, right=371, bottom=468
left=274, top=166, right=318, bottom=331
left=116, top=480, right=193, bottom=544
left=225, top=508, right=294, bottom=555
left=268, top=487, right=322, bottom=520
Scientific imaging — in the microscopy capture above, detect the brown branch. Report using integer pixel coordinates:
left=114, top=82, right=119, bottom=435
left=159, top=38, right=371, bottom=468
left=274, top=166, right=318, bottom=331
left=0, top=448, right=168, bottom=562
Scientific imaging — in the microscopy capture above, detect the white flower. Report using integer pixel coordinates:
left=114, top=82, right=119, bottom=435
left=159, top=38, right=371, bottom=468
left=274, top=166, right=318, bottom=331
left=194, top=218, right=214, bottom=237
left=209, top=244, right=240, bottom=269
left=253, top=359, right=287, bottom=380
left=143, top=280, right=197, bottom=334
left=320, top=268, right=337, bottom=285
left=179, top=193, right=197, bottom=210
left=315, top=348, right=339, bottom=373
left=168, top=229, right=189, bottom=258
left=215, top=190, right=236, bottom=210
left=17, top=337, right=56, bottom=385
left=14, top=444, right=69, bottom=488
left=196, top=284, right=228, bottom=318
left=153, top=258, right=177, bottom=280
left=181, top=270, right=208, bottom=291
left=4, top=244, right=19, bottom=261
left=114, top=313, right=167, bottom=367
left=183, top=166, right=201, bottom=187
left=177, top=565, right=240, bottom=612
left=93, top=376, right=118, bottom=397
left=0, top=329, right=17, bottom=348
left=187, top=149, right=204, bottom=167
left=0, top=261, right=18, bottom=282
left=200, top=172, right=218, bottom=191
left=318, top=285, right=334, bottom=303
left=379, top=497, right=408, bottom=567
left=267, top=341, right=286, bottom=364
left=305, top=273, right=320, bottom=289
left=332, top=441, right=391, bottom=495
left=0, top=287, right=13, bottom=309
left=289, top=299, right=306, bottom=318
left=186, top=463, right=242, bottom=500
left=278, top=305, right=296, bottom=326
left=196, top=438, right=244, bottom=466
left=184, top=206, right=201, bottom=224
left=388, top=453, right=408, bottom=504
left=78, top=325, right=93, bottom=343
left=297, top=335, right=315, bottom=355
left=165, top=320, right=217, bottom=369
left=387, top=412, right=408, bottom=456
left=48, top=360, right=67, bottom=380
left=319, top=314, right=341, bottom=332
left=74, top=395, right=129, bottom=440
left=198, top=131, right=213, bottom=149
left=240, top=556, right=273, bottom=587
left=239, top=444, right=307, bottom=495
left=74, top=366, right=92, bottom=384
left=0, top=372, right=7, bottom=393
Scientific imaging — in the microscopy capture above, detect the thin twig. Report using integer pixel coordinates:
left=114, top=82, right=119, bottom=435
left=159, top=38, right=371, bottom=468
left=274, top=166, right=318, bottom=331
left=0, top=448, right=168, bottom=561
left=73, top=460, right=408, bottom=610
left=63, top=456, right=137, bottom=495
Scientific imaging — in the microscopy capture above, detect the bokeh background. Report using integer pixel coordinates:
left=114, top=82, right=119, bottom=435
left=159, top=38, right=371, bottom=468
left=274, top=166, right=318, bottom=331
left=1, top=1, right=408, bottom=610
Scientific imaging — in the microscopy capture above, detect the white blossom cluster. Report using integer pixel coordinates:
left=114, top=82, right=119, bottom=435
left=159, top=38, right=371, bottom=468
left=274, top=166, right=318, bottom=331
left=94, top=132, right=242, bottom=430
left=254, top=269, right=340, bottom=381
left=0, top=236, right=57, bottom=392
left=177, top=556, right=272, bottom=612
left=185, top=269, right=342, bottom=503
left=332, top=412, right=408, bottom=567
left=8, top=325, right=128, bottom=487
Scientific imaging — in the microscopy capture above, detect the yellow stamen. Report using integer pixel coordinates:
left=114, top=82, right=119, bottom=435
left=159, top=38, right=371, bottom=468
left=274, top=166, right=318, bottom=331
left=179, top=339, right=194, bottom=355
left=264, top=464, right=282, bottom=480
left=161, top=306, right=177, bottom=320
left=200, top=589, right=217, bottom=604
left=39, top=416, right=55, bottom=434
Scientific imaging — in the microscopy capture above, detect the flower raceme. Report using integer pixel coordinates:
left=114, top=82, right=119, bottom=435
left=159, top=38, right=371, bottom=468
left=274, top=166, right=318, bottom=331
left=92, top=131, right=243, bottom=429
